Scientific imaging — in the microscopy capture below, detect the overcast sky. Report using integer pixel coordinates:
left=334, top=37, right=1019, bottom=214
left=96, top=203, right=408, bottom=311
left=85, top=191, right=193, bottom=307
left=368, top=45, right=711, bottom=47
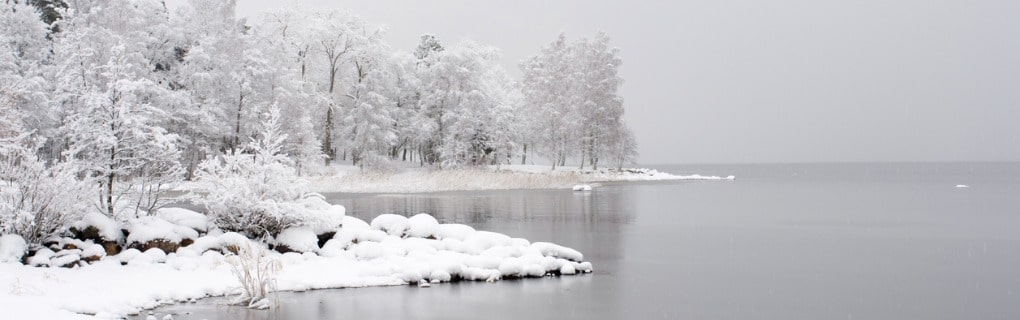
left=212, top=0, right=1019, bottom=164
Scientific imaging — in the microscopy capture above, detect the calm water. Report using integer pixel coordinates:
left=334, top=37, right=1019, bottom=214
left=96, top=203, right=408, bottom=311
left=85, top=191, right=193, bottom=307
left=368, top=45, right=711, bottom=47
left=149, top=163, right=1020, bottom=320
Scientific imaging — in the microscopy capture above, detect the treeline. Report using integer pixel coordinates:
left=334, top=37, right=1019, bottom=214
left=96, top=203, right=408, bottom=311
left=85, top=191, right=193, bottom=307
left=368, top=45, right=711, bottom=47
left=0, top=0, right=637, bottom=221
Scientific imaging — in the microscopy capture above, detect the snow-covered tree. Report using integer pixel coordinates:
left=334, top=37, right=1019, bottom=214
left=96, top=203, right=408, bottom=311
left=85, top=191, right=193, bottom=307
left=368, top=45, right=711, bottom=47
left=0, top=89, right=91, bottom=245
left=520, top=32, right=634, bottom=169
left=187, top=107, right=333, bottom=237
left=61, top=45, right=183, bottom=218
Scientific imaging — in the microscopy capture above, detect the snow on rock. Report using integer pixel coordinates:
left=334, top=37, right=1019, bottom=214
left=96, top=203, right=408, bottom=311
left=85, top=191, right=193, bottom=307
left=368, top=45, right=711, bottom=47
left=464, top=231, right=513, bottom=254
left=371, top=214, right=410, bottom=236
left=27, top=248, right=54, bottom=267
left=0, top=234, right=27, bottom=263
left=406, top=213, right=440, bottom=238
left=330, top=216, right=372, bottom=249
left=275, top=227, right=320, bottom=253
left=956, top=184, right=969, bottom=188
left=155, top=208, right=210, bottom=232
left=436, top=223, right=476, bottom=241
left=73, top=212, right=124, bottom=241
left=49, top=250, right=81, bottom=268
left=126, top=216, right=199, bottom=245
left=299, top=196, right=348, bottom=233
left=531, top=242, right=584, bottom=262
left=81, top=244, right=107, bottom=261
left=572, top=184, right=592, bottom=191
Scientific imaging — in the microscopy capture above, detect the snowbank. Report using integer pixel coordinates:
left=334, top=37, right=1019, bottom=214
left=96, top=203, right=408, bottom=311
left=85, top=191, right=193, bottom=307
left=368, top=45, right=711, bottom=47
left=0, top=211, right=592, bottom=319
left=0, top=234, right=27, bottom=263
left=306, top=164, right=734, bottom=193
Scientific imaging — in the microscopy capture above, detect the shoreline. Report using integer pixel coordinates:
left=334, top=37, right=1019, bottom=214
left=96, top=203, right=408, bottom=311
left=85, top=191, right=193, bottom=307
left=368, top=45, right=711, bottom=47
left=306, top=164, right=735, bottom=194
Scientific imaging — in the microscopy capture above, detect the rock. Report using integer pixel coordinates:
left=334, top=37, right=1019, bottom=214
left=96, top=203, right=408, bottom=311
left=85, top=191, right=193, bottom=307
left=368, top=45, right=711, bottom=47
left=51, top=250, right=82, bottom=268
left=316, top=231, right=336, bottom=249
left=102, top=241, right=121, bottom=256
left=272, top=244, right=297, bottom=254
left=127, top=239, right=181, bottom=253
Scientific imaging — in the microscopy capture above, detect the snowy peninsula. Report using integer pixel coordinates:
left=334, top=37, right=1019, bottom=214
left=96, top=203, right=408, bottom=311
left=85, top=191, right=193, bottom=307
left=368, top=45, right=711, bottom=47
left=307, top=164, right=736, bottom=193
left=0, top=209, right=592, bottom=319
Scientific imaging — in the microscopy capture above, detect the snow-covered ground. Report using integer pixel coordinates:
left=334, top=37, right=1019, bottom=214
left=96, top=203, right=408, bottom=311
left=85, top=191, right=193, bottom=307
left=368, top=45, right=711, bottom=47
left=306, top=164, right=734, bottom=193
left=0, top=210, right=591, bottom=319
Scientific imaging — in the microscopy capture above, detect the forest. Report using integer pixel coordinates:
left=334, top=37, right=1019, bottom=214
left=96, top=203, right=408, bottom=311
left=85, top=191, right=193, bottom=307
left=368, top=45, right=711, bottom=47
left=1, top=0, right=636, bottom=241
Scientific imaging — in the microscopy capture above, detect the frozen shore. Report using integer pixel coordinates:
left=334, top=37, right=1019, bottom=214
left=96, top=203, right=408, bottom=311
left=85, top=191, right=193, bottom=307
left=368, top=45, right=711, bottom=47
left=0, top=210, right=592, bottom=319
left=306, top=164, right=735, bottom=193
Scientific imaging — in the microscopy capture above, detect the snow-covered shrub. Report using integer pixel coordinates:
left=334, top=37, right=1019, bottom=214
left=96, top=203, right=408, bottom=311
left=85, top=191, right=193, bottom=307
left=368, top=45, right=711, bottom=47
left=227, top=241, right=281, bottom=309
left=187, top=107, right=339, bottom=238
left=0, top=139, right=92, bottom=245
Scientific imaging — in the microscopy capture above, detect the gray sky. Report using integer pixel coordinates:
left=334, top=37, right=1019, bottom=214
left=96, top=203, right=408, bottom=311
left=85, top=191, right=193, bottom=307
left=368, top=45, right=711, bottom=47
left=224, top=0, right=1019, bottom=164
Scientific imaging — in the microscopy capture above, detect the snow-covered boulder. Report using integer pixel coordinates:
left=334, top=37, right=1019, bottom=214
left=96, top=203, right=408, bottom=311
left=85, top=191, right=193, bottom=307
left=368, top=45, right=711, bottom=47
left=531, top=242, right=584, bottom=262
left=436, top=223, right=476, bottom=241
left=50, top=250, right=82, bottom=268
left=81, top=243, right=107, bottom=262
left=464, top=231, right=513, bottom=254
left=371, top=214, right=410, bottom=237
left=0, top=234, right=28, bottom=263
left=572, top=184, right=593, bottom=191
left=329, top=216, right=375, bottom=250
left=71, top=212, right=123, bottom=242
left=274, top=226, right=319, bottom=253
left=27, top=248, right=54, bottom=267
left=406, top=213, right=440, bottom=239
left=125, top=216, right=200, bottom=253
left=156, top=208, right=211, bottom=233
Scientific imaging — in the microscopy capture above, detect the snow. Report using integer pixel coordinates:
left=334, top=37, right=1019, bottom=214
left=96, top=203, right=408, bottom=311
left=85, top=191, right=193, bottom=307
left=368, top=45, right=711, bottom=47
left=436, top=223, right=476, bottom=241
left=125, top=216, right=199, bottom=244
left=306, top=164, right=734, bottom=193
left=0, top=211, right=592, bottom=319
left=0, top=234, right=27, bottom=263
left=406, top=213, right=440, bottom=238
left=956, top=184, right=969, bottom=188
left=275, top=227, right=319, bottom=253
left=75, top=213, right=123, bottom=241
left=572, top=184, right=592, bottom=191
left=370, top=214, right=410, bottom=236
left=155, top=208, right=210, bottom=233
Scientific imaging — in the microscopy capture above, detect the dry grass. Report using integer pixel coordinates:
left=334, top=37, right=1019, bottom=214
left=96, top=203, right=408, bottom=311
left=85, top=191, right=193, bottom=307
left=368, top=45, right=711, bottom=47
left=226, top=242, right=281, bottom=309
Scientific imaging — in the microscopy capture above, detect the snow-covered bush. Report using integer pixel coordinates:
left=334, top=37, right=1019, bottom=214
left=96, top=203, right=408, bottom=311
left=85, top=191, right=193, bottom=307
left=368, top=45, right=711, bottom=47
left=0, top=138, right=92, bottom=245
left=187, top=107, right=340, bottom=237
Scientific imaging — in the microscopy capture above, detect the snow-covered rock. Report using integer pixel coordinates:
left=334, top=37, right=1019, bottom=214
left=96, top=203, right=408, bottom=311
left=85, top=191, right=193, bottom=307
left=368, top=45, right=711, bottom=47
left=81, top=243, right=107, bottom=262
left=955, top=184, right=969, bottom=188
left=274, top=227, right=319, bottom=253
left=406, top=213, right=440, bottom=238
left=72, top=212, right=124, bottom=242
left=126, top=216, right=199, bottom=244
left=436, top=223, right=476, bottom=241
left=572, top=184, right=593, bottom=191
left=371, top=214, right=410, bottom=236
left=156, top=208, right=210, bottom=233
left=27, top=248, right=54, bottom=267
left=0, top=234, right=27, bottom=263
left=531, top=242, right=584, bottom=262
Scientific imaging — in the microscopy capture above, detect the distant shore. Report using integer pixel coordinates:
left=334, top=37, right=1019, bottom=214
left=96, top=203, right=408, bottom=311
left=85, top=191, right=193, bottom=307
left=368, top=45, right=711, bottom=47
left=305, top=164, right=735, bottom=194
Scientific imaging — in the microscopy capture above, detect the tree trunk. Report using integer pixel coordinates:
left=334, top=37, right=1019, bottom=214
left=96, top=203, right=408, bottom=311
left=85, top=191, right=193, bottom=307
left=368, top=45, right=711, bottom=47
left=323, top=107, right=333, bottom=165
left=521, top=144, right=527, bottom=165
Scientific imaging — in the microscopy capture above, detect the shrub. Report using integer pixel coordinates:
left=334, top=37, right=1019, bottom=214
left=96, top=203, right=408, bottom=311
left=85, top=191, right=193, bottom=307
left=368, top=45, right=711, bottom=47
left=0, top=139, right=92, bottom=245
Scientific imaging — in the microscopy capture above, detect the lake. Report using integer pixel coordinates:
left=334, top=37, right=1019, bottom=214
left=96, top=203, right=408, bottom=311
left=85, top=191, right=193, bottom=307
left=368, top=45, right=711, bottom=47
left=145, top=163, right=1020, bottom=319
